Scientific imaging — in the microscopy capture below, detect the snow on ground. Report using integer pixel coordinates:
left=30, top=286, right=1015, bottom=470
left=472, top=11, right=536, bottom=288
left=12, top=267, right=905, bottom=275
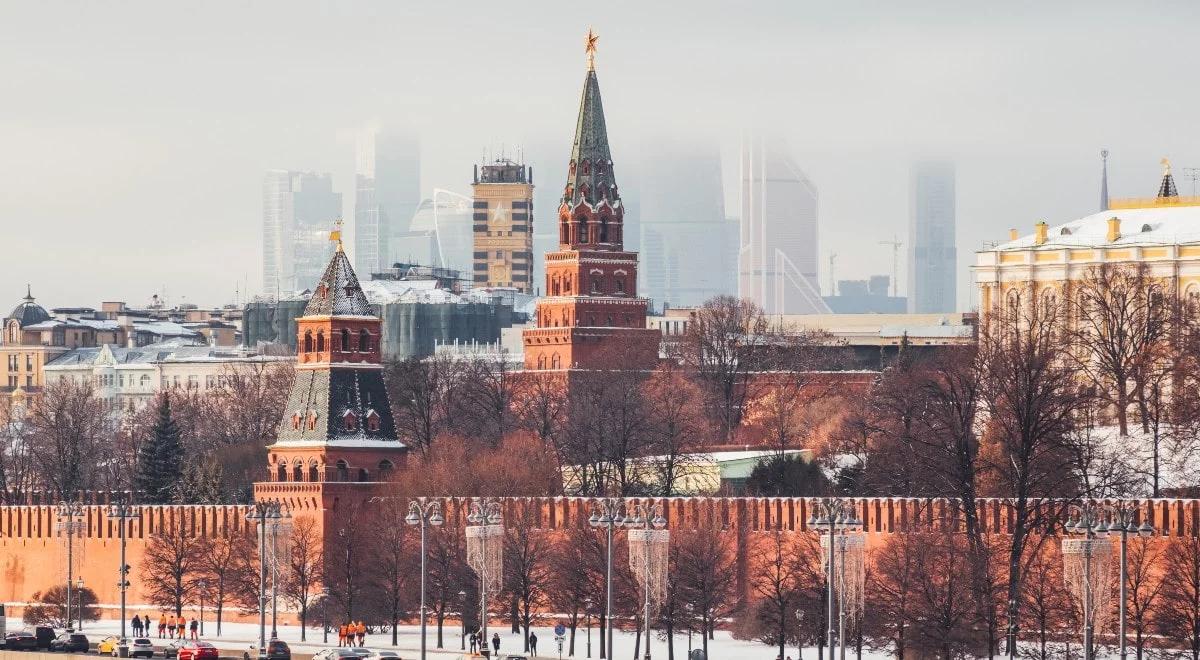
left=7, top=617, right=895, bottom=660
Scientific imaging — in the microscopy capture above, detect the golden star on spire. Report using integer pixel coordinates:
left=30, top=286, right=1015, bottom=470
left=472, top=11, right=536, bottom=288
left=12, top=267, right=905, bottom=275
left=1162, top=157, right=1172, bottom=176
left=330, top=217, right=345, bottom=251
left=585, top=27, right=599, bottom=71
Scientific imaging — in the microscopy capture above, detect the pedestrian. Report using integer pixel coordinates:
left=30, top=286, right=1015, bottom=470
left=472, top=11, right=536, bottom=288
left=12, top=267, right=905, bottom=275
left=356, top=621, right=366, bottom=646
left=190, top=618, right=198, bottom=640
left=491, top=632, right=500, bottom=654
left=143, top=616, right=152, bottom=638
left=528, top=631, right=537, bottom=656
left=469, top=629, right=477, bottom=654
left=131, top=615, right=141, bottom=637
left=158, top=614, right=166, bottom=639
left=337, top=623, right=346, bottom=646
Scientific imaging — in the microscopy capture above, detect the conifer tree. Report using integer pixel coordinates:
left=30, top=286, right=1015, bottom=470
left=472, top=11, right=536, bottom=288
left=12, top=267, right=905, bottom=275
left=134, top=394, right=184, bottom=503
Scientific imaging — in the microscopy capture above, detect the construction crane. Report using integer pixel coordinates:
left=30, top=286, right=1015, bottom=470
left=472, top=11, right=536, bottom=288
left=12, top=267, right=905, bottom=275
left=879, top=235, right=902, bottom=298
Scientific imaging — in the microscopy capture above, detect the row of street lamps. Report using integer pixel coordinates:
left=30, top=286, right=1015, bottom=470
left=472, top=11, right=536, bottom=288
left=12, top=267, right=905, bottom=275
left=56, top=495, right=1160, bottom=660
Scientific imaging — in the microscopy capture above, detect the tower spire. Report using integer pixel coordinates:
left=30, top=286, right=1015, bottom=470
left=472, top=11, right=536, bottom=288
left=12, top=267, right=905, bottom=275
left=1100, top=149, right=1110, bottom=212
left=1159, top=157, right=1179, bottom=199
left=585, top=27, right=598, bottom=71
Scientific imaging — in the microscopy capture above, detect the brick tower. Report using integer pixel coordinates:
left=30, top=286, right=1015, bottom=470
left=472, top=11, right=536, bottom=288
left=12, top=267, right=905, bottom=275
left=523, top=31, right=661, bottom=370
left=254, top=231, right=407, bottom=533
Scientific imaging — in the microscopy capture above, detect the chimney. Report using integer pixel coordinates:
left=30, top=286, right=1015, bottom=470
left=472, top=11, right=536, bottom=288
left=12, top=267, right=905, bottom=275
left=1034, top=221, right=1048, bottom=246
left=1107, top=216, right=1121, bottom=242
left=1009, top=228, right=1019, bottom=241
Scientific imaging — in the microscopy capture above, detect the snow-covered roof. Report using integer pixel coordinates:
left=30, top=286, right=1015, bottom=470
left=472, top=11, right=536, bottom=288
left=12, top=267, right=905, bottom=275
left=996, top=205, right=1200, bottom=251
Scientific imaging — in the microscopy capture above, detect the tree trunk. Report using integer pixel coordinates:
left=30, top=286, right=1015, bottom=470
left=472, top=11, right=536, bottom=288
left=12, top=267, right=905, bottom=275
left=600, top=613, right=607, bottom=659
left=1117, top=381, right=1129, bottom=436
left=300, top=603, right=307, bottom=641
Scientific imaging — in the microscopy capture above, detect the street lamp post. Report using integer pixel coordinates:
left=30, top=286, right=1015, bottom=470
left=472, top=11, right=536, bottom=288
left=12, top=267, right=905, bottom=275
left=623, top=501, right=667, bottom=660
left=796, top=610, right=805, bottom=660
left=806, top=499, right=863, bottom=660
left=1064, top=502, right=1107, bottom=660
left=56, top=502, right=85, bottom=633
left=106, top=497, right=140, bottom=657
left=1100, top=502, right=1156, bottom=660
left=246, top=502, right=289, bottom=660
left=588, top=498, right=623, bottom=660
left=584, top=597, right=594, bottom=659
left=405, top=498, right=445, bottom=660
left=197, top=579, right=208, bottom=637
left=466, top=498, right=503, bottom=650
left=458, top=591, right=467, bottom=651
left=75, top=578, right=85, bottom=630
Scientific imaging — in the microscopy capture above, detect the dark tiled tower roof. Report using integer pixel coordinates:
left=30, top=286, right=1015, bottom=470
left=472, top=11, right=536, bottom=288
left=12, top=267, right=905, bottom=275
left=564, top=69, right=618, bottom=209
left=303, top=248, right=373, bottom=317
left=6, top=285, right=50, bottom=327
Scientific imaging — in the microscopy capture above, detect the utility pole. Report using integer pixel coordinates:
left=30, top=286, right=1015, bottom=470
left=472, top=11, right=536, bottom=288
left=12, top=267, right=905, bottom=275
left=1183, top=167, right=1200, bottom=197
left=878, top=235, right=903, bottom=297
left=828, top=253, right=838, bottom=296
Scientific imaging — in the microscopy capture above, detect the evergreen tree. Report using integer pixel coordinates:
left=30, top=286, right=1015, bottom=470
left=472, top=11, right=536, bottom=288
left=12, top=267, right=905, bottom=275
left=745, top=453, right=831, bottom=496
left=134, top=394, right=184, bottom=503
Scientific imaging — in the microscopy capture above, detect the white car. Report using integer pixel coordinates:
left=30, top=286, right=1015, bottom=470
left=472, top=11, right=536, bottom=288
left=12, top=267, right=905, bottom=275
left=128, top=638, right=155, bottom=659
left=366, top=653, right=399, bottom=660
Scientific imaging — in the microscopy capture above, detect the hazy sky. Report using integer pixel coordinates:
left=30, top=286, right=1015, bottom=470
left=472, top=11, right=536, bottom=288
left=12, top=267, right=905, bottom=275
left=4, top=1, right=1199, bottom=310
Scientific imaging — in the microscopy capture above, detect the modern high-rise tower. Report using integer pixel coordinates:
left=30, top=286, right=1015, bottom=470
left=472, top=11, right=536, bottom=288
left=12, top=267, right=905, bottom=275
left=635, top=139, right=733, bottom=309
left=472, top=159, right=535, bottom=293
left=354, top=131, right=421, bottom=275
left=737, top=138, right=828, bottom=315
left=262, top=170, right=342, bottom=296
left=522, top=31, right=660, bottom=371
left=908, top=161, right=957, bottom=313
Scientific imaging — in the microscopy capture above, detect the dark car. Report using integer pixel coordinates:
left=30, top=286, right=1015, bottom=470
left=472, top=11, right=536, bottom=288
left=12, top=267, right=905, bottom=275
left=50, top=633, right=89, bottom=653
left=5, top=631, right=38, bottom=650
left=164, top=640, right=187, bottom=659
left=34, top=626, right=55, bottom=650
left=265, top=639, right=290, bottom=660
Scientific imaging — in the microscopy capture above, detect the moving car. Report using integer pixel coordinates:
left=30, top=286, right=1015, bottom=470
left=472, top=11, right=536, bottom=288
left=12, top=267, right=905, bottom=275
left=365, top=652, right=399, bottom=660
left=311, top=649, right=365, bottom=660
left=164, top=639, right=187, bottom=659
left=349, top=650, right=372, bottom=659
left=129, top=638, right=156, bottom=658
left=4, top=631, right=38, bottom=651
left=49, top=632, right=89, bottom=653
left=96, top=636, right=121, bottom=654
left=176, top=641, right=218, bottom=660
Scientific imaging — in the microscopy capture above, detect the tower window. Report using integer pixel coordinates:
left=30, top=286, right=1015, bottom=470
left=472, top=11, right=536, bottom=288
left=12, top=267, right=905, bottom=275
left=366, top=410, right=381, bottom=432
left=292, top=462, right=303, bottom=482
left=359, top=329, right=371, bottom=352
left=316, top=331, right=325, bottom=352
left=277, top=462, right=287, bottom=482
left=303, top=331, right=313, bottom=353
left=291, top=413, right=301, bottom=430
left=336, top=460, right=349, bottom=481
left=591, top=279, right=600, bottom=294
left=615, top=279, right=625, bottom=293
left=378, top=460, right=394, bottom=477
left=341, top=328, right=351, bottom=352
left=307, top=411, right=319, bottom=431
left=343, top=410, right=358, bottom=432
left=309, top=461, right=319, bottom=482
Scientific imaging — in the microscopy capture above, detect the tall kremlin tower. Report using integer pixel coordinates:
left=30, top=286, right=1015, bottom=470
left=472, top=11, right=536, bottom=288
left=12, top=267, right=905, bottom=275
left=254, top=224, right=406, bottom=534
left=523, top=30, right=661, bottom=371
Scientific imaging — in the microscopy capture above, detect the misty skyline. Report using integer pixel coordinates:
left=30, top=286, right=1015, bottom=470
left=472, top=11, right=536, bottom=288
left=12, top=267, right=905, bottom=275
left=4, top=1, right=1199, bottom=310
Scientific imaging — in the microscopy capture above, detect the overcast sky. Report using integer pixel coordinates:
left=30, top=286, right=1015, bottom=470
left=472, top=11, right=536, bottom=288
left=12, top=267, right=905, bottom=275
left=3, top=1, right=1199, bottom=310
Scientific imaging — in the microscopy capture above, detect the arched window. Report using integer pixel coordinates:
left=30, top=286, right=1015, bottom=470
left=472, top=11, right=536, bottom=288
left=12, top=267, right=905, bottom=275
left=343, top=410, right=358, bottom=432
left=359, top=329, right=371, bottom=352
left=335, top=460, right=349, bottom=481
left=537, top=354, right=546, bottom=369
left=577, top=217, right=589, bottom=244
left=591, top=279, right=600, bottom=294
left=378, top=460, right=394, bottom=478
left=606, top=316, right=613, bottom=326
left=615, top=278, right=625, bottom=294
left=366, top=410, right=381, bottom=432
left=1149, top=285, right=1164, bottom=310
left=551, top=353, right=561, bottom=369
left=303, top=331, right=313, bottom=353
left=307, top=411, right=318, bottom=431
left=582, top=161, right=590, bottom=175
left=292, top=461, right=303, bottom=482
left=560, top=219, right=569, bottom=244
left=291, top=413, right=301, bottom=430
left=600, top=216, right=609, bottom=243
left=308, top=461, right=319, bottom=482
left=357, top=468, right=369, bottom=482
left=276, top=461, right=287, bottom=482
left=316, top=331, right=325, bottom=352
left=340, top=329, right=351, bottom=352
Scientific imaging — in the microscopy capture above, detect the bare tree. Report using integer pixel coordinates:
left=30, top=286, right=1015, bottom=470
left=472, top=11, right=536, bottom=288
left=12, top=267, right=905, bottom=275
left=1157, top=535, right=1200, bottom=660
left=196, top=532, right=257, bottom=636
left=674, top=527, right=737, bottom=660
left=385, top=354, right=461, bottom=453
left=369, top=509, right=415, bottom=646
left=678, top=295, right=772, bottom=442
left=327, top=514, right=371, bottom=621
left=513, top=371, right=567, bottom=446
left=1071, top=263, right=1173, bottom=437
left=23, top=379, right=112, bottom=498
left=1125, top=537, right=1164, bottom=659
left=141, top=520, right=204, bottom=616
left=282, top=517, right=324, bottom=641
left=641, top=364, right=710, bottom=496
left=451, top=355, right=516, bottom=446
left=1019, top=541, right=1073, bottom=660
left=501, top=506, right=551, bottom=652
left=547, top=528, right=600, bottom=656
left=748, top=531, right=806, bottom=660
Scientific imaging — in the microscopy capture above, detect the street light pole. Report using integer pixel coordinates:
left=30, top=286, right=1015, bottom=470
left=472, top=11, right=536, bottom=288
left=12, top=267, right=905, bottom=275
left=197, top=580, right=207, bottom=637
left=56, top=502, right=84, bottom=633
left=322, top=587, right=332, bottom=644
left=1098, top=502, right=1155, bottom=660
left=624, top=501, right=667, bottom=660
left=106, top=496, right=140, bottom=657
left=458, top=591, right=467, bottom=651
left=584, top=598, right=594, bottom=660
left=807, top=499, right=863, bottom=660
left=246, top=502, right=289, bottom=660
left=466, top=498, right=503, bottom=649
left=1065, top=502, right=1106, bottom=660
left=405, top=498, right=445, bottom=660
left=588, top=498, right=623, bottom=660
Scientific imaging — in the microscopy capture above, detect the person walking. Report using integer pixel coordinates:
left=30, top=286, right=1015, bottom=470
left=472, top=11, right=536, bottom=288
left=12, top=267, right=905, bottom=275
left=469, top=628, right=477, bottom=654
left=337, top=623, right=346, bottom=647
left=189, top=618, right=198, bottom=640
left=528, top=631, right=537, bottom=656
left=158, top=614, right=166, bottom=639
left=131, top=615, right=142, bottom=637
left=356, top=621, right=366, bottom=646
left=491, top=632, right=500, bottom=655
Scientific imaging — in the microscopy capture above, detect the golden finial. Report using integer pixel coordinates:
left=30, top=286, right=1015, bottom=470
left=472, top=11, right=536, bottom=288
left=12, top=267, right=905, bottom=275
left=330, top=217, right=344, bottom=252
left=1162, top=157, right=1172, bottom=176
left=585, top=27, right=599, bottom=71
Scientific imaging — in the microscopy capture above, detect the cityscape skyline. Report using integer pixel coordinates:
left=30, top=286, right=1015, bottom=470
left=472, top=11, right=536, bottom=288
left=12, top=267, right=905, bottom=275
left=5, top=2, right=1199, bottom=310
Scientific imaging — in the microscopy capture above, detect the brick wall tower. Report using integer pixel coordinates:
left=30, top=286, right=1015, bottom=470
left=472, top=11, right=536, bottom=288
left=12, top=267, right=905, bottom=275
left=523, top=31, right=661, bottom=370
left=254, top=231, right=407, bottom=535
left=471, top=159, right=535, bottom=293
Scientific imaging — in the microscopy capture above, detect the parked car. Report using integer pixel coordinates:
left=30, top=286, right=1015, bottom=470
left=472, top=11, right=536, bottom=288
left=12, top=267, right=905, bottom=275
left=50, top=632, right=89, bottom=653
left=129, top=638, right=156, bottom=658
left=265, top=639, right=291, bottom=660
left=164, top=639, right=187, bottom=659
left=176, top=641, right=218, bottom=660
left=5, top=631, right=38, bottom=650
left=349, top=650, right=372, bottom=659
left=365, top=652, right=399, bottom=660
left=311, top=649, right=365, bottom=660
left=34, top=626, right=55, bottom=650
